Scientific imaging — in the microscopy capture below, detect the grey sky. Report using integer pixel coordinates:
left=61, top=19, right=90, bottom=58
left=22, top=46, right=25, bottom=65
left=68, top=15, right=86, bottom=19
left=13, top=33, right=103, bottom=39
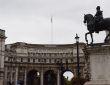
left=0, top=0, right=109, bottom=44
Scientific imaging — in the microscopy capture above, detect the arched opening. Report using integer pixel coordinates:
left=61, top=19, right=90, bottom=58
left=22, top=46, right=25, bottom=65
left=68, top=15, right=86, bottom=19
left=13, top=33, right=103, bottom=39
left=44, top=70, right=57, bottom=85
left=63, top=71, right=74, bottom=80
left=27, top=70, right=40, bottom=85
left=62, top=71, right=74, bottom=85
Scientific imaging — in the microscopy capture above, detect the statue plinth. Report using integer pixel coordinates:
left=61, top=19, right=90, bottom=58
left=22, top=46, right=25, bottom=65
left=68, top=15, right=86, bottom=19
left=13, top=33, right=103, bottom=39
left=84, top=43, right=110, bottom=85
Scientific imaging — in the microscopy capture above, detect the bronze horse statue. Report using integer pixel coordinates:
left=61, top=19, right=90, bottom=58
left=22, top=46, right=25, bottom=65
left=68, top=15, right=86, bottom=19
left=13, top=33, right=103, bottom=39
left=84, top=14, right=110, bottom=45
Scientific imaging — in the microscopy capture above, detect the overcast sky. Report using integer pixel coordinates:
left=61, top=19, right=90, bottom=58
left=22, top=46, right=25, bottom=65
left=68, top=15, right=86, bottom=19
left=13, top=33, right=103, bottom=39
left=0, top=0, right=110, bottom=44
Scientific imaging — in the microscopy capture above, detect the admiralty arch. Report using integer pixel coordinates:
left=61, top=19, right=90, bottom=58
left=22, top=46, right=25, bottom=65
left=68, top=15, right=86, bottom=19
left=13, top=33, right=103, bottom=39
left=0, top=29, right=88, bottom=85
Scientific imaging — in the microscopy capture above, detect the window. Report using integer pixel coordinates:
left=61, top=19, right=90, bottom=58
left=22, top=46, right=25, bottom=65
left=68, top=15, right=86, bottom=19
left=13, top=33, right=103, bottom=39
left=13, top=58, right=15, bottom=62
left=21, top=58, right=23, bottom=62
left=28, top=59, right=30, bottom=62
left=38, top=59, right=40, bottom=62
left=33, top=59, right=35, bottom=63
left=54, top=59, right=56, bottom=63
left=8, top=57, right=10, bottom=61
left=71, top=59, right=73, bottom=62
left=49, top=59, right=51, bottom=63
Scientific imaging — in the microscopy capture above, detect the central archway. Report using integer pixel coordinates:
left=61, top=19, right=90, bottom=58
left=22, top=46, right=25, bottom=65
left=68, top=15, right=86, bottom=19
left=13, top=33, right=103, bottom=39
left=44, top=70, right=57, bottom=85
left=27, top=70, right=40, bottom=85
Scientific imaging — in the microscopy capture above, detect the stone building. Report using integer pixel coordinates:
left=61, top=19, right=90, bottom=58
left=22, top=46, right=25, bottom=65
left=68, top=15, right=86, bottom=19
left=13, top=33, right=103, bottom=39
left=0, top=29, right=86, bottom=85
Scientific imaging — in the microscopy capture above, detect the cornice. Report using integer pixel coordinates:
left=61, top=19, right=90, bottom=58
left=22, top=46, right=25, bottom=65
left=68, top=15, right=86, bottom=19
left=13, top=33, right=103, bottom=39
left=84, top=43, right=110, bottom=53
left=6, top=42, right=85, bottom=48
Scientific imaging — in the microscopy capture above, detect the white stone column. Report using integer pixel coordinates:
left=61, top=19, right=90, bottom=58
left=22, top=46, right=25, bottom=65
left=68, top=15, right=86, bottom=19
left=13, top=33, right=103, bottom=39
left=0, top=47, right=4, bottom=85
left=57, top=70, right=60, bottom=85
left=0, top=30, right=6, bottom=85
left=40, top=67, right=44, bottom=85
left=15, top=67, right=18, bottom=85
left=24, top=68, right=27, bottom=85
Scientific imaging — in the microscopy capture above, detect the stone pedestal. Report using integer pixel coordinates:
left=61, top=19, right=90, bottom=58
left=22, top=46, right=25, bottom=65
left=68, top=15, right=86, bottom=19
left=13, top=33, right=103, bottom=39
left=84, top=43, right=110, bottom=85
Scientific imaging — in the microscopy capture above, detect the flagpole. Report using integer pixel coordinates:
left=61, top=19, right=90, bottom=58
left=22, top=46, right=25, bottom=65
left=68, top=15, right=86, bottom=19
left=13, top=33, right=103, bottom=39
left=51, top=15, right=53, bottom=44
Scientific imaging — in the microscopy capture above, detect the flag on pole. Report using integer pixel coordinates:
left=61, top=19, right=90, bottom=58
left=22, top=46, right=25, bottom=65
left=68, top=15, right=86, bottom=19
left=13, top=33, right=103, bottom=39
left=51, top=15, right=52, bottom=23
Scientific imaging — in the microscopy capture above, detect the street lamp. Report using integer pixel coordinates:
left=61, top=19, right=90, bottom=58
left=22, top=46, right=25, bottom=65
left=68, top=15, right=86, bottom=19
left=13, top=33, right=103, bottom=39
left=10, top=55, right=13, bottom=85
left=6, top=49, right=16, bottom=85
left=8, top=50, right=14, bottom=85
left=22, top=74, right=25, bottom=85
left=75, top=34, right=80, bottom=80
left=15, top=58, right=21, bottom=85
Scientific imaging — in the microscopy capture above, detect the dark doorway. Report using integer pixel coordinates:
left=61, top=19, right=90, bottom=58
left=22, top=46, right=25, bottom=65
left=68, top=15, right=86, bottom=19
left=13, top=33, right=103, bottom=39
left=44, top=70, right=57, bottom=85
left=27, top=70, right=40, bottom=85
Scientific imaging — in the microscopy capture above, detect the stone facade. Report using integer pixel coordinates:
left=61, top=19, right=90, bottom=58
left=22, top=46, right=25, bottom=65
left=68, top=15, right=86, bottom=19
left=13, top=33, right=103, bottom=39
left=0, top=29, right=89, bottom=85
left=3, top=41, right=85, bottom=85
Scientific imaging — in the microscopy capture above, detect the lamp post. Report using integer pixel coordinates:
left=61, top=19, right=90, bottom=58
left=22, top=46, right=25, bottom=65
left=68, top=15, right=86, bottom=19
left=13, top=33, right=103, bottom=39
left=8, top=50, right=14, bottom=85
left=10, top=55, right=13, bottom=85
left=6, top=49, right=16, bottom=85
left=75, top=34, right=80, bottom=80
left=9, top=50, right=16, bottom=85
left=15, top=59, right=21, bottom=85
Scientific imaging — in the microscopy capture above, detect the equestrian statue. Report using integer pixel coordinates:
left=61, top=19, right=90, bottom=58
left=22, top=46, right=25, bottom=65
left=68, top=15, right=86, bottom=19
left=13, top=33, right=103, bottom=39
left=83, top=6, right=110, bottom=45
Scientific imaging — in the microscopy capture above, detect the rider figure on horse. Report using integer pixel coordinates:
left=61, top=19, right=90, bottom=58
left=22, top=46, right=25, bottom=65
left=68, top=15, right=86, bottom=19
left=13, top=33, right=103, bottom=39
left=94, top=6, right=103, bottom=33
